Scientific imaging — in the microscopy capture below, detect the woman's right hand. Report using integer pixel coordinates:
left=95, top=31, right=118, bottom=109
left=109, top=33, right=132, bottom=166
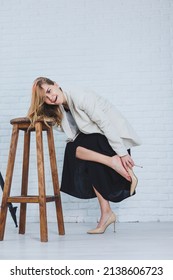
left=120, top=154, right=135, bottom=172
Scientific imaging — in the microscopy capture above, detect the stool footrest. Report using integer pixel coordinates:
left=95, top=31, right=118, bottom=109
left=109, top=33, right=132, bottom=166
left=7, top=195, right=59, bottom=203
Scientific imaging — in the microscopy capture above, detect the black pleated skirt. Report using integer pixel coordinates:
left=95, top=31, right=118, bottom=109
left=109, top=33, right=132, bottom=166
left=60, top=133, right=133, bottom=203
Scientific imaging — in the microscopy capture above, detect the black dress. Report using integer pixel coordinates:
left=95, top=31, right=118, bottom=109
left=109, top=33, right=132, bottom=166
left=60, top=132, right=133, bottom=203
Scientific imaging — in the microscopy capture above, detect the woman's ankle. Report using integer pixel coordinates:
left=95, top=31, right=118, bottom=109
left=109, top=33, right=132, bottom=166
left=98, top=210, right=113, bottom=226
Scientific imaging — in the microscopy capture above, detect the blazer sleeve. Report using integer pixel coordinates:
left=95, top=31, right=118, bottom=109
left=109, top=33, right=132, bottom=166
left=79, top=91, right=129, bottom=156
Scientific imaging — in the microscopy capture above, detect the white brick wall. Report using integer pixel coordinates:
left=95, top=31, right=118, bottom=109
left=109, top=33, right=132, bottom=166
left=0, top=0, right=173, bottom=223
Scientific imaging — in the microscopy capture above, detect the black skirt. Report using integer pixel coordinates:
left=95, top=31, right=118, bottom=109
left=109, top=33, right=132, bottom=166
left=60, top=133, right=133, bottom=203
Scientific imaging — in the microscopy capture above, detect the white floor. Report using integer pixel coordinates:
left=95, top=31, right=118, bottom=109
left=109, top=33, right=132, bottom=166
left=0, top=222, right=173, bottom=260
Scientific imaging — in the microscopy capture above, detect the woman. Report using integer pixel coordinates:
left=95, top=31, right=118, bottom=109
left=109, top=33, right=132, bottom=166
left=27, top=77, right=141, bottom=234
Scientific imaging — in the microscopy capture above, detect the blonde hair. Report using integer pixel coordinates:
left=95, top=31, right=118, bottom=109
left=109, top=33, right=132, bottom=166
left=27, top=77, right=63, bottom=128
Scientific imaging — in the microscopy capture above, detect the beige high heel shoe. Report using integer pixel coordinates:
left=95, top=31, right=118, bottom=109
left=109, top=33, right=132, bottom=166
left=128, top=168, right=138, bottom=196
left=87, top=212, right=116, bottom=234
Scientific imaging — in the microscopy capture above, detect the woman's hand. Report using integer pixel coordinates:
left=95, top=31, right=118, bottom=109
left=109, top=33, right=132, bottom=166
left=120, top=154, right=135, bottom=171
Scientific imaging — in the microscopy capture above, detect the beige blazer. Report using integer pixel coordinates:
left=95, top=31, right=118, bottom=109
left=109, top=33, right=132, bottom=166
left=54, top=88, right=141, bottom=156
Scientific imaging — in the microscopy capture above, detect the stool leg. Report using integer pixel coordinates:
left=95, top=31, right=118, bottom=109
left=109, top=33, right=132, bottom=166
left=19, top=130, right=30, bottom=234
left=35, top=122, right=48, bottom=242
left=47, top=128, right=65, bottom=235
left=0, top=124, right=19, bottom=240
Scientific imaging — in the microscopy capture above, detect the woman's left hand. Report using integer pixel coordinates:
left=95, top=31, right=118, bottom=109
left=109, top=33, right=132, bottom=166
left=120, top=154, right=135, bottom=171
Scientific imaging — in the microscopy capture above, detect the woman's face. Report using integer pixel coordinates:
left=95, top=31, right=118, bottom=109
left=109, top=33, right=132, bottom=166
left=41, top=83, right=66, bottom=105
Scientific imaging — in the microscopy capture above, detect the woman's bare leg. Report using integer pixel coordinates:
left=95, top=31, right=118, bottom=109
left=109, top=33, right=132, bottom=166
left=93, top=187, right=112, bottom=228
left=76, top=146, right=131, bottom=181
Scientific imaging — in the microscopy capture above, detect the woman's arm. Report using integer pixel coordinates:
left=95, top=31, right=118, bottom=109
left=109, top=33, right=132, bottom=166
left=79, top=90, right=129, bottom=157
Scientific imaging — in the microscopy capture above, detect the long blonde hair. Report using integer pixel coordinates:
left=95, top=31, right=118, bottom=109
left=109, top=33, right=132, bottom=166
left=27, top=77, right=63, bottom=128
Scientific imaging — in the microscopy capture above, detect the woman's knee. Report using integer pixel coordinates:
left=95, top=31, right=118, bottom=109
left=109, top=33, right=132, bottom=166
left=76, top=146, right=83, bottom=158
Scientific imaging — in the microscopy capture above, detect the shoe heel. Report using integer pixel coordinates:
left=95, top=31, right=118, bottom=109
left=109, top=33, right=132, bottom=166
left=128, top=168, right=138, bottom=196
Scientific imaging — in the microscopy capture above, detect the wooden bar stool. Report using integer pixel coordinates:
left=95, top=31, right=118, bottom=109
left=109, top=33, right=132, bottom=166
left=0, top=117, right=65, bottom=242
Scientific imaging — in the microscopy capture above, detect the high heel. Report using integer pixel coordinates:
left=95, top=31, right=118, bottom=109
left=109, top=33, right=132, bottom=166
left=128, top=168, right=138, bottom=196
left=87, top=212, right=116, bottom=234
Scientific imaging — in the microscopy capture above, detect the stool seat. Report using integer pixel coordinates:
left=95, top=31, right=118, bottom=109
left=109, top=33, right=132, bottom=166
left=10, top=117, right=54, bottom=130
left=10, top=117, right=33, bottom=124
left=0, top=117, right=65, bottom=242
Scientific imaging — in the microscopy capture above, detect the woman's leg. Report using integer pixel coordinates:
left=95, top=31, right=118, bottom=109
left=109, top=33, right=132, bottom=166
left=76, top=146, right=131, bottom=181
left=93, top=187, right=112, bottom=228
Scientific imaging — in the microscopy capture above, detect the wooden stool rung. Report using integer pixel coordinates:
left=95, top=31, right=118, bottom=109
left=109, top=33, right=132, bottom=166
left=7, top=195, right=60, bottom=203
